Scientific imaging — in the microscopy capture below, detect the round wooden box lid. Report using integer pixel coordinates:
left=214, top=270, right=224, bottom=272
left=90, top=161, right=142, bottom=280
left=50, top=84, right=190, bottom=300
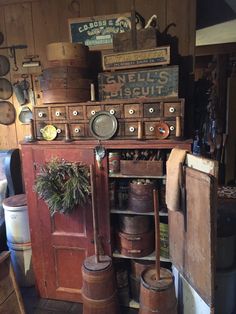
left=3, top=194, right=27, bottom=207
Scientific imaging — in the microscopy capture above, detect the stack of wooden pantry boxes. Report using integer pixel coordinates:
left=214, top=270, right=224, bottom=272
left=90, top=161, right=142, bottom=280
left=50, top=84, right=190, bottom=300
left=34, top=42, right=92, bottom=140
left=97, top=38, right=185, bottom=140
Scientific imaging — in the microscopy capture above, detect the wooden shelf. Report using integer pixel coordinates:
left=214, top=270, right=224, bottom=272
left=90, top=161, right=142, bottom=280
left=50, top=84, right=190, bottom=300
left=113, top=251, right=170, bottom=263
left=110, top=209, right=168, bottom=216
left=109, top=173, right=166, bottom=179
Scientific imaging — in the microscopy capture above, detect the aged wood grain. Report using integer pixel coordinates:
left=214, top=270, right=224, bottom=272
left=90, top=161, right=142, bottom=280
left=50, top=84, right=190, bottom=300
left=4, top=2, right=35, bottom=145
left=98, top=66, right=179, bottom=100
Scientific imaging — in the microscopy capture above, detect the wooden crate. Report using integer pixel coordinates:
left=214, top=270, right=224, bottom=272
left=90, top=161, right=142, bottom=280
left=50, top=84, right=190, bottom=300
left=68, top=13, right=132, bottom=50
left=102, top=46, right=170, bottom=71
left=120, top=160, right=163, bottom=176
left=113, top=28, right=157, bottom=52
left=98, top=66, right=179, bottom=101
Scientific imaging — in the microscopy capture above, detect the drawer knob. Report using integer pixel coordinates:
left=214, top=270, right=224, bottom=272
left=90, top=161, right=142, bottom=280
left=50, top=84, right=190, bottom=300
left=170, top=125, right=175, bottom=131
left=73, top=110, right=78, bottom=116
left=57, top=128, right=62, bottom=134
left=149, top=126, right=154, bottom=132
left=129, top=126, right=135, bottom=132
left=38, top=112, right=45, bottom=118
left=91, top=110, right=96, bottom=115
left=129, top=109, right=134, bottom=115
left=149, top=108, right=154, bottom=113
left=74, top=128, right=81, bottom=133
left=55, top=111, right=61, bottom=117
left=169, top=107, right=175, bottom=113
left=110, top=109, right=115, bottom=115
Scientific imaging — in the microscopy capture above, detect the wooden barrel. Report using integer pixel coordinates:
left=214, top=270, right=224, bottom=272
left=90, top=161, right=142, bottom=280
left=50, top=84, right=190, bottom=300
left=82, top=256, right=120, bottom=314
left=116, top=229, right=154, bottom=258
left=118, top=215, right=152, bottom=234
left=130, top=260, right=155, bottom=302
left=46, top=42, right=88, bottom=62
left=129, top=182, right=154, bottom=213
left=82, top=291, right=119, bottom=314
left=139, top=267, right=177, bottom=314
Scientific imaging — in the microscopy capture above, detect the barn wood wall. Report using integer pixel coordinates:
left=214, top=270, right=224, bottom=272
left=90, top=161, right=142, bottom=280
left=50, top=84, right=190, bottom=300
left=0, top=0, right=196, bottom=149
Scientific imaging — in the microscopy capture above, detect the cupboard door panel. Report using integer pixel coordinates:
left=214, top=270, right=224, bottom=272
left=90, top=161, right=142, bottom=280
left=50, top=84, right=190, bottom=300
left=23, top=146, right=95, bottom=302
left=169, top=166, right=217, bottom=308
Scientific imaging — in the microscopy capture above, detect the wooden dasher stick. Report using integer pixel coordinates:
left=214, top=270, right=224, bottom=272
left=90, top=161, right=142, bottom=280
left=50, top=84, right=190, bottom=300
left=90, top=165, right=100, bottom=263
left=153, top=189, right=160, bottom=281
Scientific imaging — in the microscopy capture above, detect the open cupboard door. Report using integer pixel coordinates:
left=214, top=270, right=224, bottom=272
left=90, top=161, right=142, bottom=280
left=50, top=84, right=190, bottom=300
left=168, top=154, right=218, bottom=314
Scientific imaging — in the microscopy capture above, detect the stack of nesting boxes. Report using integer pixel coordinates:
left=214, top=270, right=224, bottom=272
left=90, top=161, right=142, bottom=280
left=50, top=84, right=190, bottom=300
left=97, top=44, right=184, bottom=140
left=33, top=12, right=185, bottom=141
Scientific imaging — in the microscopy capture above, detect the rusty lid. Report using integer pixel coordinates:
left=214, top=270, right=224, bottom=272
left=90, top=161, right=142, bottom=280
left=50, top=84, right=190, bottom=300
left=141, top=267, right=173, bottom=291
left=0, top=101, right=16, bottom=125
left=0, top=78, right=13, bottom=100
left=155, top=122, right=170, bottom=139
left=3, top=194, right=27, bottom=207
left=0, top=55, right=10, bottom=76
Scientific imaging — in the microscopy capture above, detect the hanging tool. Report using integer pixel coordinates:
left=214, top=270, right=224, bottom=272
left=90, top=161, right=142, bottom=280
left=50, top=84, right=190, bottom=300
left=0, top=44, right=27, bottom=71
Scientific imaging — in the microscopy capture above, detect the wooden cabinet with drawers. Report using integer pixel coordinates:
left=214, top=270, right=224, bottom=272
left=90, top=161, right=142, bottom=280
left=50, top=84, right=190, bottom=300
left=33, top=98, right=185, bottom=140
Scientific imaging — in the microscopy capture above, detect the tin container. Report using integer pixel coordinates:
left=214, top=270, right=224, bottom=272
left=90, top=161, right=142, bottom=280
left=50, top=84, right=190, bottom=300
left=109, top=152, right=120, bottom=174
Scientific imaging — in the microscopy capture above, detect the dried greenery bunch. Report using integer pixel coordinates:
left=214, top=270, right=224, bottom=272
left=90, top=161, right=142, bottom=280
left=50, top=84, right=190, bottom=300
left=34, top=158, right=91, bottom=216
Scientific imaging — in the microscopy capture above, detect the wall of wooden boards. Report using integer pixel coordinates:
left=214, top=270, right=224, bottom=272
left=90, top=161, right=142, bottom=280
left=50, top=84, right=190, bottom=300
left=0, top=0, right=196, bottom=149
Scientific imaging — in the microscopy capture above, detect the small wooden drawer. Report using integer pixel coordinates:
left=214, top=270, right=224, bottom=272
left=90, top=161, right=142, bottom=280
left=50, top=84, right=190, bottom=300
left=104, top=104, right=122, bottom=118
left=51, top=107, right=67, bottom=120
left=34, top=108, right=49, bottom=121
left=124, top=122, right=138, bottom=137
left=165, top=120, right=176, bottom=137
left=86, top=105, right=102, bottom=119
left=143, top=103, right=162, bottom=118
left=124, top=104, right=141, bottom=119
left=68, top=106, right=84, bottom=120
left=144, top=121, right=159, bottom=138
left=53, top=123, right=65, bottom=138
left=35, top=121, right=47, bottom=138
left=70, top=124, right=85, bottom=137
left=164, top=102, right=181, bottom=117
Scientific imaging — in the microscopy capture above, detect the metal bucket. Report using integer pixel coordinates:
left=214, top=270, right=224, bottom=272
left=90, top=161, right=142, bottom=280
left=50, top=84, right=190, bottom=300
left=139, top=267, right=177, bottom=314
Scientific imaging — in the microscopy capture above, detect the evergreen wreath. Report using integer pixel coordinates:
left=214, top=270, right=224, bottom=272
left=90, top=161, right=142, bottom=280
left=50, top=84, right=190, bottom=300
left=34, top=158, right=91, bottom=216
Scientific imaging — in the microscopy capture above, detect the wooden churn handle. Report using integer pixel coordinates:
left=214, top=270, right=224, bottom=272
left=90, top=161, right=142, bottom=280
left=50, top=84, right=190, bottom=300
left=153, top=189, right=160, bottom=281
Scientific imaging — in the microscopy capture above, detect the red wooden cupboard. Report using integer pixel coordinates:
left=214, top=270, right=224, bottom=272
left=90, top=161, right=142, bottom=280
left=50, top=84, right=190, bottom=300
left=21, top=139, right=191, bottom=302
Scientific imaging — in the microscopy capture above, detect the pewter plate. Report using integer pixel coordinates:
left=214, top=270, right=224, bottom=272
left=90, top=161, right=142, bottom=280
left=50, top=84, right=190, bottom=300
left=89, top=111, right=118, bottom=140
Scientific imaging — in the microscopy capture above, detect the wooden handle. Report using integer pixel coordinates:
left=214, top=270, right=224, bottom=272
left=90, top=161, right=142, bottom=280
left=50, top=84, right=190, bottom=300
left=90, top=83, right=95, bottom=101
left=153, top=189, right=160, bottom=281
left=90, top=165, right=100, bottom=263
left=29, top=119, right=36, bottom=141
left=137, top=121, right=143, bottom=140
left=175, top=116, right=181, bottom=137
left=64, top=123, right=72, bottom=142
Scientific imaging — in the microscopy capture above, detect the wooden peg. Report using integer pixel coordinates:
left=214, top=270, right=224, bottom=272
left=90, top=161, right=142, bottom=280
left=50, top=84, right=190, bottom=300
left=64, top=123, right=72, bottom=142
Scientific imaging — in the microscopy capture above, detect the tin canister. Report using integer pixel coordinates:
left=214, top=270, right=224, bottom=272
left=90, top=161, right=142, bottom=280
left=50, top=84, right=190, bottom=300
left=109, top=152, right=120, bottom=174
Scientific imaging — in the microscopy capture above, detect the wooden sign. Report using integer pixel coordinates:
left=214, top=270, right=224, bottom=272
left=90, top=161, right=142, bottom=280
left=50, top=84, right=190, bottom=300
left=68, top=13, right=132, bottom=50
left=102, top=46, right=170, bottom=71
left=98, top=66, right=179, bottom=100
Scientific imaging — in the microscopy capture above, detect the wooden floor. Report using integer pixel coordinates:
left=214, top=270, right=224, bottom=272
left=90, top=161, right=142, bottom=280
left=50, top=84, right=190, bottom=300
left=21, top=286, right=138, bottom=314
